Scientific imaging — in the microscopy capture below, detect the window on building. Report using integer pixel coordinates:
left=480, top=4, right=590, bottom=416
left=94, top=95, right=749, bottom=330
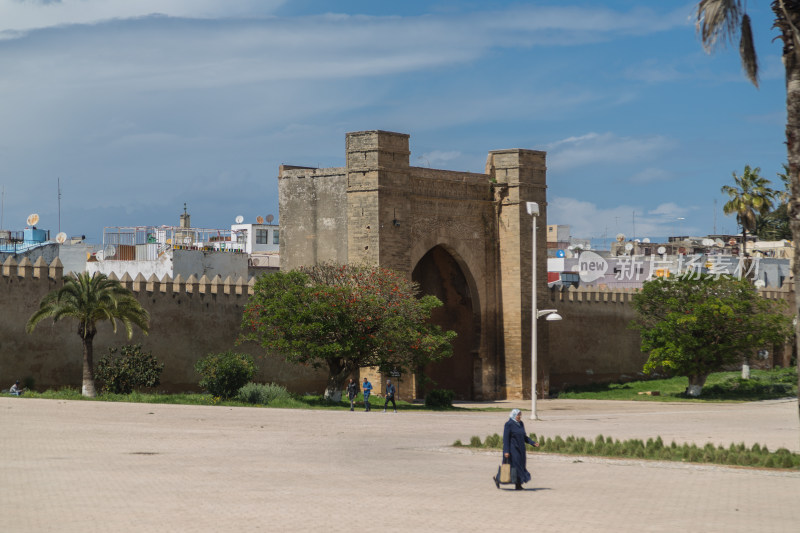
left=273, top=230, right=279, bottom=245
left=256, top=229, right=268, bottom=244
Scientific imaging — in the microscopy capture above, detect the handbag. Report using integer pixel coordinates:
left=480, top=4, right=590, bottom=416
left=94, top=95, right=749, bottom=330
left=499, top=459, right=512, bottom=484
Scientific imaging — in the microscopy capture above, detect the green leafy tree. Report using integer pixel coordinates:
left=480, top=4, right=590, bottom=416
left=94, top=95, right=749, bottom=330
left=240, top=263, right=457, bottom=401
left=95, top=344, right=164, bottom=394
left=694, top=0, right=800, bottom=421
left=631, top=274, right=792, bottom=397
left=26, top=272, right=150, bottom=397
left=195, top=351, right=256, bottom=399
left=721, top=165, right=775, bottom=255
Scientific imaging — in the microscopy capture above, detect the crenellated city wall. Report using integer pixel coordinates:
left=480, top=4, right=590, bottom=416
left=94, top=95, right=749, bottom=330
left=2, top=254, right=794, bottom=396
left=546, top=284, right=794, bottom=392
left=0, top=256, right=327, bottom=393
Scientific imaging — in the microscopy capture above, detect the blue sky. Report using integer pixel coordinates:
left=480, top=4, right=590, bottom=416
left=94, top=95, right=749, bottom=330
left=0, top=1, right=789, bottom=243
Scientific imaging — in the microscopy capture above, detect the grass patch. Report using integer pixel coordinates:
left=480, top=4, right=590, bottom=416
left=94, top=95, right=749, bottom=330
left=454, top=432, right=800, bottom=470
left=20, top=388, right=468, bottom=412
left=557, top=367, right=798, bottom=402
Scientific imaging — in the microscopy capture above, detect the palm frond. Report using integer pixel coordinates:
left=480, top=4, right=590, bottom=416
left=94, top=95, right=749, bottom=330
left=26, top=271, right=150, bottom=338
left=739, top=14, right=759, bottom=87
left=696, top=0, right=743, bottom=51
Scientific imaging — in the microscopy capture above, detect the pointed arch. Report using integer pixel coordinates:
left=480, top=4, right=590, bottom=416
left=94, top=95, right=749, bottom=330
left=412, top=244, right=481, bottom=399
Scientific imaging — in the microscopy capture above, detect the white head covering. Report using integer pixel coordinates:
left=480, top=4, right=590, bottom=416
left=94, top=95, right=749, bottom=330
left=509, top=408, right=521, bottom=422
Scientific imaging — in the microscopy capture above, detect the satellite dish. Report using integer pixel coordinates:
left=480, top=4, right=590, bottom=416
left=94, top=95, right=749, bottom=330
left=702, top=238, right=714, bottom=246
left=634, top=239, right=641, bottom=243
left=95, top=250, right=105, bottom=261
left=714, top=238, right=724, bottom=247
left=26, top=213, right=39, bottom=226
left=624, top=243, right=634, bottom=251
left=265, top=214, right=274, bottom=224
left=55, top=232, right=67, bottom=244
left=235, top=215, right=244, bottom=224
left=104, top=245, right=116, bottom=257
left=754, top=279, right=766, bottom=289
left=657, top=246, right=666, bottom=255
left=256, top=216, right=264, bottom=224
left=615, top=233, right=625, bottom=242
left=642, top=238, right=650, bottom=243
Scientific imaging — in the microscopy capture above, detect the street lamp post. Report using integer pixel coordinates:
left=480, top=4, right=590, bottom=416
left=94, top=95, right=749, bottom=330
left=526, top=202, right=562, bottom=420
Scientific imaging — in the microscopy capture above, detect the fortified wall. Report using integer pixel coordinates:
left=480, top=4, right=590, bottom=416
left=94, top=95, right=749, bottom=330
left=546, top=284, right=795, bottom=392
left=1, top=255, right=793, bottom=395
left=0, top=256, right=327, bottom=392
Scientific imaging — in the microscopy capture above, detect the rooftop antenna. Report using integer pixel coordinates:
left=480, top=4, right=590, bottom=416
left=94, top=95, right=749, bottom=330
left=58, top=177, right=62, bottom=234
left=713, top=199, right=717, bottom=235
left=632, top=211, right=636, bottom=242
left=1, top=185, right=4, bottom=230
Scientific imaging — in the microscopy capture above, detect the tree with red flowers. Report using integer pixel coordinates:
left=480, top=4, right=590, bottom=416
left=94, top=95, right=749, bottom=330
left=240, top=263, right=456, bottom=400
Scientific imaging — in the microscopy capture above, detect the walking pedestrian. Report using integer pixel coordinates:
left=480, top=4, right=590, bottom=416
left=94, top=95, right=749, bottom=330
left=362, top=377, right=373, bottom=411
left=493, top=408, right=539, bottom=490
left=382, top=379, right=397, bottom=413
left=346, top=378, right=359, bottom=411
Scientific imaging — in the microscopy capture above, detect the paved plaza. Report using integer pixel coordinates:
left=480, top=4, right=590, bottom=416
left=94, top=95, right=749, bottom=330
left=2, top=396, right=799, bottom=532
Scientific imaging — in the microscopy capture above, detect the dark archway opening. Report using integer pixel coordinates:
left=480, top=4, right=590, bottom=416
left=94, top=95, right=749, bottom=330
left=412, top=246, right=477, bottom=400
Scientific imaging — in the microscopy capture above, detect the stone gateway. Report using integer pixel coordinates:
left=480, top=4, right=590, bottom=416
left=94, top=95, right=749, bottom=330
left=279, top=130, right=550, bottom=400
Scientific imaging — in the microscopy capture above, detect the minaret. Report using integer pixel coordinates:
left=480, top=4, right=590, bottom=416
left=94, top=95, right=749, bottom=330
left=180, top=203, right=191, bottom=229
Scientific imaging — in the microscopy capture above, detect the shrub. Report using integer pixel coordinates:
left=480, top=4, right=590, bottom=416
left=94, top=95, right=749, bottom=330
left=236, top=382, right=292, bottom=405
left=95, top=344, right=164, bottom=394
left=195, top=351, right=256, bottom=399
left=451, top=432, right=799, bottom=470
left=425, top=389, right=455, bottom=408
left=486, top=433, right=502, bottom=448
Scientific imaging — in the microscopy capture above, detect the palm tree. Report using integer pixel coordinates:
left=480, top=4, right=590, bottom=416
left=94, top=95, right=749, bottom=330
left=721, top=165, right=775, bottom=255
left=695, top=0, right=800, bottom=429
left=26, top=272, right=150, bottom=397
left=755, top=164, right=792, bottom=240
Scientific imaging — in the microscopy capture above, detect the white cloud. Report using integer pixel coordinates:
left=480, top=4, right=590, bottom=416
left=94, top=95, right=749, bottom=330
left=0, top=1, right=285, bottom=35
left=628, top=167, right=673, bottom=184
left=549, top=197, right=696, bottom=239
left=546, top=132, right=676, bottom=171
left=624, top=58, right=685, bottom=83
left=648, top=202, right=689, bottom=218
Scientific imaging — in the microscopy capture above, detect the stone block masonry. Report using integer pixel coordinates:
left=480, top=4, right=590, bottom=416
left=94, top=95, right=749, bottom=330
left=0, top=257, right=327, bottom=393
left=279, top=131, right=550, bottom=400
left=546, top=284, right=795, bottom=391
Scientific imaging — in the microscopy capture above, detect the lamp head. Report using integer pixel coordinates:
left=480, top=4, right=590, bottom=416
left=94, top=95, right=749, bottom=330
left=526, top=202, right=539, bottom=216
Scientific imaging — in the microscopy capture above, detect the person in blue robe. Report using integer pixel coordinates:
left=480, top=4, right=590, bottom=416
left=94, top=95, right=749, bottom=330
left=495, top=408, right=539, bottom=490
